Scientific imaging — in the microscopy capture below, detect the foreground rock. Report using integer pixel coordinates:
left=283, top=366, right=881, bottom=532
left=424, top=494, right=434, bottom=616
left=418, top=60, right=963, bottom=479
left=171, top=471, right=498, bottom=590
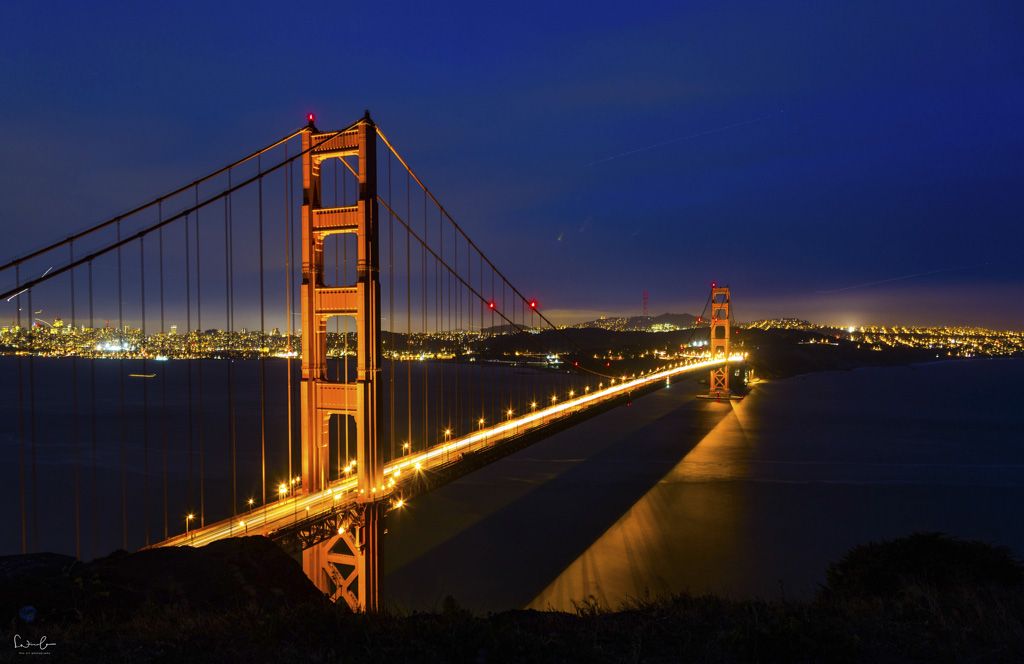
left=1, top=536, right=326, bottom=625
left=1, top=533, right=1022, bottom=662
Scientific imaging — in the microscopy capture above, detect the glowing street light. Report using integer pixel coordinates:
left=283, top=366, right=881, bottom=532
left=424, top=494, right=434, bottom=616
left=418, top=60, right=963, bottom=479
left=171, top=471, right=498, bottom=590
left=530, top=401, right=537, bottom=410
left=278, top=483, right=288, bottom=499
left=239, top=520, right=248, bottom=535
left=506, top=408, right=514, bottom=419
left=478, top=417, right=486, bottom=429
left=402, top=441, right=411, bottom=453
left=185, top=513, right=195, bottom=541
left=247, top=497, right=255, bottom=512
left=444, top=428, right=452, bottom=441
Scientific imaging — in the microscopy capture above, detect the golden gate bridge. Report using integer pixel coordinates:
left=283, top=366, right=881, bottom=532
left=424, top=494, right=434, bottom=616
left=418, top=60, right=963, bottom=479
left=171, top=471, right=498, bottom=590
left=0, top=112, right=739, bottom=611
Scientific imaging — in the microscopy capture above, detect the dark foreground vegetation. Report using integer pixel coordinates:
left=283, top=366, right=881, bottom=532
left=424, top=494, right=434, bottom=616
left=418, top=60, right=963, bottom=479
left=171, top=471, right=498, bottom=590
left=3, top=533, right=1022, bottom=662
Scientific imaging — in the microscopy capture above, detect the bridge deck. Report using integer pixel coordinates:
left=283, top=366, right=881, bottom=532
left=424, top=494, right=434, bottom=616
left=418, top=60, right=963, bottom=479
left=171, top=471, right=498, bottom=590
left=152, top=356, right=740, bottom=549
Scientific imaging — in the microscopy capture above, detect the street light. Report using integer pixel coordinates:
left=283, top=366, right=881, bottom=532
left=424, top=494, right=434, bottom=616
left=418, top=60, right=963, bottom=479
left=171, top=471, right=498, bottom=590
left=531, top=401, right=537, bottom=410
left=185, top=513, right=195, bottom=542
left=239, top=520, right=248, bottom=535
left=402, top=441, right=411, bottom=454
left=478, top=417, right=485, bottom=429
left=278, top=483, right=288, bottom=499
left=506, top=408, right=513, bottom=419
left=444, top=428, right=452, bottom=441
left=247, top=497, right=255, bottom=512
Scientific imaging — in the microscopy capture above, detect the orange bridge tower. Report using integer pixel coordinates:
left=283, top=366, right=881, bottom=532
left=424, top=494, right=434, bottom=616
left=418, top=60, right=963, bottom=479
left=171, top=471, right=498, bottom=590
left=708, top=284, right=731, bottom=398
left=298, top=112, right=386, bottom=612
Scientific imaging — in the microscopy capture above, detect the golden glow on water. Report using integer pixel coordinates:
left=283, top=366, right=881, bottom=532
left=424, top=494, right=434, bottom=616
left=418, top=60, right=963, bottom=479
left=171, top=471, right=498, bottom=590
left=529, top=398, right=754, bottom=611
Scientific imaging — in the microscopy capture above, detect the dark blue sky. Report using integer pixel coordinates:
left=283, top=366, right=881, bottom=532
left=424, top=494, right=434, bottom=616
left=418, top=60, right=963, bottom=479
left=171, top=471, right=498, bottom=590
left=2, top=1, right=1022, bottom=327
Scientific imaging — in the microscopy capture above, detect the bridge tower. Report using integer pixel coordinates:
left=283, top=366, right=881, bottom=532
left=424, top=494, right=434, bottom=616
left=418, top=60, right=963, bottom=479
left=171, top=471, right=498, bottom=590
left=298, top=113, right=385, bottom=612
left=708, top=284, right=731, bottom=398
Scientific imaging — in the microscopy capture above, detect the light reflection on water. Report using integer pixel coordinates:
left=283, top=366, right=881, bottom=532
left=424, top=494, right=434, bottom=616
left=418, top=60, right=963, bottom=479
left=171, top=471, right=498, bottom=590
left=530, top=401, right=751, bottom=609
left=529, top=360, right=1024, bottom=610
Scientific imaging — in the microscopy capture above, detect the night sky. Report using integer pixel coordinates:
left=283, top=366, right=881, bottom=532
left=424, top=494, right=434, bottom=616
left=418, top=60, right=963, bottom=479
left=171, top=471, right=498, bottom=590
left=1, top=1, right=1022, bottom=327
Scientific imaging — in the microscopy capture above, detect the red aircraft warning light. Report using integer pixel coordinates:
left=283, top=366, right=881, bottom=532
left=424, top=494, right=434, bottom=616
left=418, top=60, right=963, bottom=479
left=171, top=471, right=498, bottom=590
left=529, top=299, right=538, bottom=309
left=306, top=112, right=316, bottom=124
left=487, top=301, right=496, bottom=310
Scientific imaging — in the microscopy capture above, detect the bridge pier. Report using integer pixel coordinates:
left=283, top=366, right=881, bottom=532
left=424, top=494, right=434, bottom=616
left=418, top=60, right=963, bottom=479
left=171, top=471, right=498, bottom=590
left=301, top=502, right=380, bottom=611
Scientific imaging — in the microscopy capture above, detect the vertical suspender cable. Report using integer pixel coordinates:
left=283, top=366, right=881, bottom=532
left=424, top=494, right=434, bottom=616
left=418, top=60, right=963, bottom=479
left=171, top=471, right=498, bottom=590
left=226, top=171, right=237, bottom=519
left=437, top=207, right=443, bottom=444
left=258, top=156, right=267, bottom=508
left=88, top=262, right=98, bottom=556
left=117, top=219, right=127, bottom=548
left=388, top=152, right=395, bottom=461
left=140, top=235, right=149, bottom=549
left=16, top=266, right=25, bottom=553
left=478, top=253, right=483, bottom=424
left=70, top=243, right=81, bottom=558
left=196, top=188, right=206, bottom=527
left=422, top=190, right=428, bottom=449
left=158, top=207, right=168, bottom=540
left=454, top=236, right=459, bottom=440
left=284, top=146, right=292, bottom=487
left=28, top=290, right=37, bottom=551
left=185, top=213, right=194, bottom=521
left=490, top=268, right=495, bottom=423
left=141, top=236, right=149, bottom=546
left=406, top=171, right=412, bottom=451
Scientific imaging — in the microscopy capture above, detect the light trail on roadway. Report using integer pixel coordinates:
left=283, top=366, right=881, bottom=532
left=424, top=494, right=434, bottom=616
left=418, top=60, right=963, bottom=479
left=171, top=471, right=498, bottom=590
left=152, top=355, right=743, bottom=549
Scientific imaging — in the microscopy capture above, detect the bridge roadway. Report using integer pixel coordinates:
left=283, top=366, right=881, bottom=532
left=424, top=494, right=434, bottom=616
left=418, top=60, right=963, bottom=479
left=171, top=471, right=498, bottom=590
left=152, top=355, right=741, bottom=550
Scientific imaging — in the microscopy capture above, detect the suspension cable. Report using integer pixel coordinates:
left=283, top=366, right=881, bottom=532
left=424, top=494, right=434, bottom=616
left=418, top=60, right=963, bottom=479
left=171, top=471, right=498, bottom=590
left=0, top=125, right=355, bottom=302
left=0, top=127, right=306, bottom=272
left=375, top=127, right=562, bottom=332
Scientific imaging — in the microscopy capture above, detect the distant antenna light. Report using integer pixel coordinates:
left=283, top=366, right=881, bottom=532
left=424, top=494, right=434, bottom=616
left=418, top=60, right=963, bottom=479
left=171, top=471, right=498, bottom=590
left=711, top=281, right=717, bottom=289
